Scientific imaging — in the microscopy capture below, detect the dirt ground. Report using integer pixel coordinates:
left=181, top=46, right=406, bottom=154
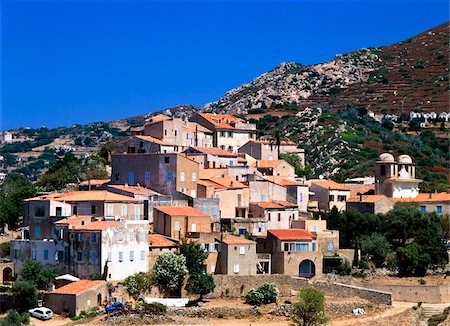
left=361, top=274, right=450, bottom=286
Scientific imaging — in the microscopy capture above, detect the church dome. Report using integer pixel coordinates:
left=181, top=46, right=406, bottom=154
left=398, top=154, right=413, bottom=164
left=378, top=153, right=395, bottom=162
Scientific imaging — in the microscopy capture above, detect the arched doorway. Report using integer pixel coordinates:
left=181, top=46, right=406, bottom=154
left=2, top=267, right=13, bottom=284
left=299, top=260, right=315, bottom=277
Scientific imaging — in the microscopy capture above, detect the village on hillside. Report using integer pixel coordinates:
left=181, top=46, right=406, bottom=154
left=0, top=112, right=448, bottom=325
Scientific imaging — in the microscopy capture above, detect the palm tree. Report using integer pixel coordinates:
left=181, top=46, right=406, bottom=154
left=270, top=128, right=287, bottom=157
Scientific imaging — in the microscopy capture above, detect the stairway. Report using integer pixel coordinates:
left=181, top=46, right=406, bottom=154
left=419, top=303, right=450, bottom=326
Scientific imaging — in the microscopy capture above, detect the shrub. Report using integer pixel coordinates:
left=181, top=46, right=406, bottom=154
left=139, top=302, right=166, bottom=315
left=292, top=288, right=328, bottom=326
left=0, top=309, right=30, bottom=326
left=186, top=272, right=215, bottom=300
left=336, top=260, right=351, bottom=275
left=244, top=283, right=279, bottom=306
left=358, top=259, right=369, bottom=270
left=418, top=278, right=426, bottom=285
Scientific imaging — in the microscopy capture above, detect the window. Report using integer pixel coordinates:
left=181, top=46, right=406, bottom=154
left=337, top=195, right=347, bottom=202
left=211, top=265, right=216, bottom=273
left=238, top=228, right=246, bottom=235
left=91, top=205, right=97, bottom=215
left=115, top=173, right=120, bottom=181
left=174, top=130, right=177, bottom=136
left=164, top=157, right=170, bottom=164
left=329, top=195, right=335, bottom=202
left=55, top=207, right=62, bottom=217
left=233, top=264, right=240, bottom=273
left=312, top=243, right=316, bottom=252
left=44, top=250, right=49, bottom=260
left=174, top=221, right=180, bottom=231
left=167, top=171, right=173, bottom=181
left=202, top=208, right=208, bottom=214
left=31, top=250, right=37, bottom=260
left=284, top=242, right=309, bottom=252
left=145, top=172, right=151, bottom=183
left=73, top=206, right=78, bottom=215
left=208, top=244, right=215, bottom=252
left=278, top=213, right=281, bottom=222
left=300, top=193, right=303, bottom=202
left=260, top=195, right=266, bottom=201
left=239, top=246, right=245, bottom=255
left=118, top=251, right=123, bottom=262
left=107, top=252, right=112, bottom=262
left=77, top=251, right=83, bottom=262
left=191, top=189, right=196, bottom=197
left=129, top=250, right=134, bottom=261
left=139, top=141, right=144, bottom=148
left=327, top=242, right=334, bottom=252
left=164, top=129, right=167, bottom=136
left=90, top=251, right=97, bottom=263
left=77, top=233, right=83, bottom=242
left=57, top=251, right=64, bottom=261
left=107, top=204, right=113, bottom=216
left=220, top=131, right=225, bottom=137
left=129, top=232, right=134, bottom=242
left=191, top=223, right=197, bottom=232
left=35, top=226, right=41, bottom=238
left=118, top=232, right=124, bottom=241
left=128, top=172, right=135, bottom=185
left=35, top=206, right=45, bottom=217
left=312, top=225, right=318, bottom=233
left=380, top=165, right=386, bottom=176
left=91, top=233, right=97, bottom=243
left=268, top=213, right=271, bottom=221
left=121, top=205, right=127, bottom=216
left=140, top=250, right=145, bottom=260
left=229, top=160, right=234, bottom=166
left=420, top=205, right=426, bottom=213
left=437, top=206, right=443, bottom=214
left=14, top=249, right=20, bottom=259
left=140, top=231, right=146, bottom=242
left=180, top=172, right=185, bottom=181
left=135, top=206, right=140, bottom=220
left=59, top=228, right=64, bottom=240
left=192, top=173, right=197, bottom=182
left=212, top=208, right=218, bottom=216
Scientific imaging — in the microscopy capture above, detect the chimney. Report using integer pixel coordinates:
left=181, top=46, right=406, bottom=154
left=358, top=192, right=363, bottom=202
left=429, top=193, right=432, bottom=199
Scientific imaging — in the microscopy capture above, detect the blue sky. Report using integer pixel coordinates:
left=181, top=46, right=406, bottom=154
left=1, top=0, right=449, bottom=130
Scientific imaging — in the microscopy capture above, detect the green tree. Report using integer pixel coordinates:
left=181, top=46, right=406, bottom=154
left=12, top=280, right=38, bottom=312
left=178, top=239, right=208, bottom=275
left=360, top=233, right=392, bottom=267
left=0, top=310, right=30, bottom=326
left=244, top=283, right=280, bottom=306
left=36, top=153, right=84, bottom=190
left=98, top=141, right=116, bottom=165
left=18, top=260, right=59, bottom=290
left=292, top=288, right=328, bottom=326
left=122, top=273, right=153, bottom=299
left=396, top=243, right=430, bottom=276
left=279, top=153, right=312, bottom=178
left=152, top=252, right=187, bottom=296
left=186, top=272, right=216, bottom=301
left=270, top=128, right=287, bottom=157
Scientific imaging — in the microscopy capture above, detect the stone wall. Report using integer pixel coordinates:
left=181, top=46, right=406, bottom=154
left=209, top=275, right=392, bottom=305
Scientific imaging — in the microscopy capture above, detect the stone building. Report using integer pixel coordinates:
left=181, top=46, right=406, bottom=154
left=217, top=234, right=256, bottom=275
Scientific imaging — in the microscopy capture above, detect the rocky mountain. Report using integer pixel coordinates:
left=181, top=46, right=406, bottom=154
left=208, top=22, right=449, bottom=115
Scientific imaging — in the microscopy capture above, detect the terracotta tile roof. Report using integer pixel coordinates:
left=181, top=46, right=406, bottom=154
left=347, top=195, right=390, bottom=203
left=221, top=234, right=255, bottom=245
left=55, top=215, right=92, bottom=225
left=79, top=179, right=110, bottom=186
left=273, top=200, right=298, bottom=207
left=264, top=176, right=305, bottom=186
left=148, top=234, right=177, bottom=248
left=52, top=280, right=105, bottom=295
left=154, top=206, right=209, bottom=217
left=208, top=177, right=247, bottom=189
left=108, top=185, right=162, bottom=196
left=392, top=193, right=450, bottom=203
left=144, top=114, right=170, bottom=126
left=253, top=202, right=284, bottom=209
left=135, top=135, right=173, bottom=146
left=345, top=183, right=375, bottom=197
left=247, top=139, right=296, bottom=146
left=72, top=221, right=120, bottom=231
left=199, top=169, right=227, bottom=180
left=27, top=190, right=140, bottom=202
left=199, top=113, right=243, bottom=129
left=268, top=229, right=316, bottom=241
left=182, top=122, right=212, bottom=134
left=191, top=146, right=238, bottom=157
left=252, top=160, right=286, bottom=168
left=197, top=180, right=226, bottom=189
left=310, top=180, right=350, bottom=191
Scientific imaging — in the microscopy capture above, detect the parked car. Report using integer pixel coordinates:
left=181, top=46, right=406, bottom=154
left=28, top=307, right=53, bottom=320
left=105, top=301, right=128, bottom=312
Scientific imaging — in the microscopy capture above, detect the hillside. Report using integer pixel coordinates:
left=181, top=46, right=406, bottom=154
left=1, top=23, right=448, bottom=191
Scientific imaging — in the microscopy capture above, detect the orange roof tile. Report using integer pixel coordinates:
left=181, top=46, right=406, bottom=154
left=253, top=202, right=284, bottom=209
left=72, top=221, right=119, bottom=231
left=310, top=180, right=350, bottom=191
left=52, top=280, right=105, bottom=295
left=199, top=169, right=227, bottom=180
left=345, top=183, right=375, bottom=197
left=268, top=229, right=316, bottom=241
left=148, top=234, right=177, bottom=248
left=182, top=122, right=212, bottom=134
left=252, top=160, right=286, bottom=168
left=79, top=179, right=110, bottom=186
left=154, top=206, right=209, bottom=217
left=190, top=146, right=238, bottom=157
left=200, top=113, right=243, bottom=129
left=197, top=180, right=226, bottom=189
left=273, top=200, right=298, bottom=207
left=135, top=135, right=173, bottom=146
left=55, top=215, right=92, bottom=225
left=209, top=177, right=248, bottom=189
left=264, top=176, right=304, bottom=186
left=221, top=234, right=255, bottom=245
left=27, top=190, right=140, bottom=202
left=392, top=193, right=450, bottom=203
left=108, top=185, right=162, bottom=196
left=144, top=114, right=171, bottom=126
left=347, top=195, right=390, bottom=203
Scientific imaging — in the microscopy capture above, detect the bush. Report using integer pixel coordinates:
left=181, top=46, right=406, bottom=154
left=244, top=283, right=279, bottom=306
left=292, top=288, right=328, bottom=326
left=186, top=272, right=215, bottom=300
left=358, top=259, right=369, bottom=270
left=336, top=260, right=351, bottom=275
left=139, top=302, right=167, bottom=315
left=0, top=309, right=30, bottom=326
left=418, top=278, right=426, bottom=285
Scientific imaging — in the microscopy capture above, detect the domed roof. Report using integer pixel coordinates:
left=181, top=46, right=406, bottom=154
left=378, top=153, right=395, bottom=162
left=398, top=154, right=413, bottom=164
